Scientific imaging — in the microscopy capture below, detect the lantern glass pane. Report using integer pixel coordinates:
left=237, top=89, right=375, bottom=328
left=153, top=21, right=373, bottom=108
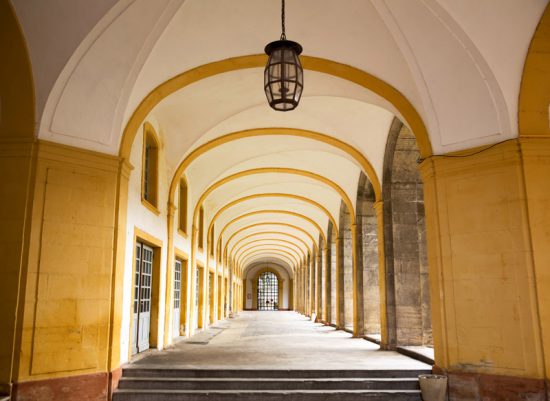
left=297, top=65, right=303, bottom=83
left=294, top=83, right=303, bottom=102
left=284, top=63, right=296, bottom=80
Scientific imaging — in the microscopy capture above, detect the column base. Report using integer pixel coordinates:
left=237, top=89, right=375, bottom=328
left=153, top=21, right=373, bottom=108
left=12, top=372, right=110, bottom=401
left=433, top=367, right=547, bottom=401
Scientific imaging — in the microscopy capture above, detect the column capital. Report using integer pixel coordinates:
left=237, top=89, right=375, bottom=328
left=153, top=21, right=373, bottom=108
left=119, top=158, right=134, bottom=179
left=167, top=202, right=177, bottom=216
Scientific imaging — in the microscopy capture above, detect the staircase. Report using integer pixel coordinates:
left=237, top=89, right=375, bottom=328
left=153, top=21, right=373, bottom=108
left=113, top=367, right=430, bottom=400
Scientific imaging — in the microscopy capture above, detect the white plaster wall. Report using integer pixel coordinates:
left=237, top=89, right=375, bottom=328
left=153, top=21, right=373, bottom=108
left=120, top=117, right=170, bottom=363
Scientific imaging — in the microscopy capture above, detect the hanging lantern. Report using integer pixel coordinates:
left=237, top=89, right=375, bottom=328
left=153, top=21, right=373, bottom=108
left=264, top=0, right=303, bottom=111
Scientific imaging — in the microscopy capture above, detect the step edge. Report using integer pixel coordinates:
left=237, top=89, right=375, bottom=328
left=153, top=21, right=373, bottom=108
left=114, top=389, right=422, bottom=394
left=118, top=377, right=420, bottom=382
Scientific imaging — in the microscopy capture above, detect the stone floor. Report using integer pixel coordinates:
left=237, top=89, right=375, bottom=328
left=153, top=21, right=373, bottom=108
left=132, top=311, right=431, bottom=370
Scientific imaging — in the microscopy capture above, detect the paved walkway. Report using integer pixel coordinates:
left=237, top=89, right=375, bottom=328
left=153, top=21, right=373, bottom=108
left=132, top=311, right=431, bottom=370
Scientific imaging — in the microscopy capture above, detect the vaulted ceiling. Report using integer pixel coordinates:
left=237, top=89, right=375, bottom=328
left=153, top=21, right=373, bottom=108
left=11, top=0, right=548, bottom=273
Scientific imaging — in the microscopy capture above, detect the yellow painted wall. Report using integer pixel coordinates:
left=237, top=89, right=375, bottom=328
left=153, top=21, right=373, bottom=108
left=16, top=141, right=120, bottom=382
left=420, top=140, right=546, bottom=379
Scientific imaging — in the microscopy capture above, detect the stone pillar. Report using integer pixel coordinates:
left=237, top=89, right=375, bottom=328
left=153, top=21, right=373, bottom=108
left=374, top=201, right=389, bottom=349
left=305, top=261, right=310, bottom=316
left=323, top=247, right=330, bottom=323
left=351, top=223, right=365, bottom=337
left=310, top=253, right=315, bottom=316
left=315, top=248, right=324, bottom=321
left=335, top=238, right=342, bottom=328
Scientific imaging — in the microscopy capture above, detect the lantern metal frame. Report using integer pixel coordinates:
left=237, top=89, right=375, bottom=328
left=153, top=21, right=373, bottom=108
left=264, top=0, right=304, bottom=111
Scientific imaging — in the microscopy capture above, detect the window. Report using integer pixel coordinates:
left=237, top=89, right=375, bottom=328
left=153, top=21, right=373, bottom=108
left=174, top=259, right=182, bottom=309
left=179, top=177, right=188, bottom=234
left=258, top=272, right=278, bottom=310
left=198, top=206, right=204, bottom=250
left=142, top=125, right=159, bottom=208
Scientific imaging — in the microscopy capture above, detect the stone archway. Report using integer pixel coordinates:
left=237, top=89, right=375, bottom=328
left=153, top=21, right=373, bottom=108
left=382, top=119, right=432, bottom=348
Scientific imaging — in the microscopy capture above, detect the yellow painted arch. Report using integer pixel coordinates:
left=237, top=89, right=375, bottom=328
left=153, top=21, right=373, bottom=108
left=243, top=260, right=294, bottom=279
left=0, top=1, right=35, bottom=140
left=240, top=249, right=299, bottom=271
left=233, top=238, right=307, bottom=262
left=194, top=168, right=353, bottom=247
left=240, top=249, right=298, bottom=269
left=228, top=231, right=312, bottom=260
left=224, top=222, right=318, bottom=258
left=242, top=259, right=296, bottom=283
left=119, top=55, right=432, bottom=162
left=170, top=128, right=383, bottom=202
left=235, top=242, right=304, bottom=266
left=519, top=3, right=550, bottom=136
left=217, top=209, right=327, bottom=250
left=207, top=193, right=339, bottom=248
left=237, top=245, right=302, bottom=268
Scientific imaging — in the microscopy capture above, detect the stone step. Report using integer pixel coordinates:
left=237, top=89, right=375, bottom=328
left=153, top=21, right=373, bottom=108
left=118, top=377, right=420, bottom=391
left=113, top=389, right=422, bottom=401
left=122, top=368, right=431, bottom=379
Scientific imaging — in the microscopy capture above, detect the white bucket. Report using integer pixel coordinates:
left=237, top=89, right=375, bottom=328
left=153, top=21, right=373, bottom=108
left=418, top=374, right=447, bottom=401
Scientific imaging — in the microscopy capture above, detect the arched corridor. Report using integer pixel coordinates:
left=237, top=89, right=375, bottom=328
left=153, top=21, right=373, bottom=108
left=2, top=1, right=550, bottom=400
left=129, top=312, right=429, bottom=371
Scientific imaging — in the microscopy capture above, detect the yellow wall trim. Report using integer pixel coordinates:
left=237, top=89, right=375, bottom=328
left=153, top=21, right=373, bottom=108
left=119, top=55, right=432, bottom=161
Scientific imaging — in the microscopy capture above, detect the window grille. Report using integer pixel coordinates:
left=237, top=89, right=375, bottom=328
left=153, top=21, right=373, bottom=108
left=174, top=259, right=182, bottom=309
left=258, top=272, right=278, bottom=310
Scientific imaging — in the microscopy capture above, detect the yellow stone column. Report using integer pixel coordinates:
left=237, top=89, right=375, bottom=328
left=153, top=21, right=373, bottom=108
left=189, top=225, right=198, bottom=336
left=520, top=137, right=550, bottom=382
left=163, top=202, right=177, bottom=346
left=0, top=2, right=37, bottom=393
left=418, top=140, right=545, bottom=385
left=109, top=158, right=133, bottom=370
left=13, top=141, right=122, bottom=396
left=0, top=141, right=36, bottom=395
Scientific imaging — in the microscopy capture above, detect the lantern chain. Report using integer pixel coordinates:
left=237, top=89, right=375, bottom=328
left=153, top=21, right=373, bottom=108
left=281, top=0, right=286, bottom=40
